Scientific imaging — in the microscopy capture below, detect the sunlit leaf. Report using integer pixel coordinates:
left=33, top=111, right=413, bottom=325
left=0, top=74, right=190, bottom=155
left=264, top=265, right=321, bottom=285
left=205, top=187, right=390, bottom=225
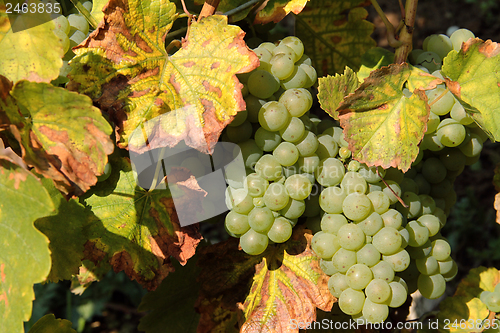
left=438, top=297, right=490, bottom=333
left=442, top=38, right=500, bottom=141
left=0, top=77, right=114, bottom=196
left=81, top=155, right=203, bottom=290
left=0, top=156, right=54, bottom=333
left=0, top=1, right=62, bottom=83
left=196, top=227, right=334, bottom=333
left=437, top=267, right=500, bottom=332
left=317, top=66, right=359, bottom=120
left=295, top=0, right=375, bottom=76
left=254, top=0, right=309, bottom=24
left=27, top=314, right=76, bottom=333
left=68, top=0, right=258, bottom=154
left=337, top=64, right=430, bottom=172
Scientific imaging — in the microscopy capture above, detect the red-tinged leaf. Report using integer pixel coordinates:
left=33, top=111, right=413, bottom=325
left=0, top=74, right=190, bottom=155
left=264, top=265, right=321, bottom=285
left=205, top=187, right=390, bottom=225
left=338, top=64, right=430, bottom=172
left=68, top=0, right=258, bottom=154
left=80, top=155, right=203, bottom=290
left=0, top=76, right=114, bottom=196
left=196, top=227, right=334, bottom=333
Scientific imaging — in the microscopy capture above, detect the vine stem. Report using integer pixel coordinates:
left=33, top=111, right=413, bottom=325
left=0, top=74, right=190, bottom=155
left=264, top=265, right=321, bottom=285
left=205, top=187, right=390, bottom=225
left=394, top=0, right=419, bottom=64
left=69, top=0, right=98, bottom=30
left=199, top=0, right=221, bottom=21
left=223, top=0, right=262, bottom=18
left=428, top=87, right=450, bottom=107
left=377, top=169, right=408, bottom=208
left=369, top=0, right=402, bottom=48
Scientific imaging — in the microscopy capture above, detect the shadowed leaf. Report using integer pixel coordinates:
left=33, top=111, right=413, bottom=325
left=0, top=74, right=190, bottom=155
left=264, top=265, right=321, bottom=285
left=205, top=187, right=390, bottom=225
left=442, top=38, right=500, bottom=141
left=317, top=67, right=359, bottom=120
left=34, top=178, right=87, bottom=282
left=337, top=64, right=430, bottom=172
left=81, top=155, right=203, bottom=290
left=0, top=156, right=54, bottom=333
left=0, top=77, right=114, bottom=196
left=27, top=314, right=76, bottom=333
left=68, top=0, right=258, bottom=154
left=0, top=2, right=62, bottom=82
left=138, top=255, right=200, bottom=333
left=295, top=0, right=375, bottom=76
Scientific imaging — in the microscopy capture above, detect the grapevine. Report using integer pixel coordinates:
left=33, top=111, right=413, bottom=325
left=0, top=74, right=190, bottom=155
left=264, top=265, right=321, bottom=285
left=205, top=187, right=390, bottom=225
left=1, top=0, right=500, bottom=331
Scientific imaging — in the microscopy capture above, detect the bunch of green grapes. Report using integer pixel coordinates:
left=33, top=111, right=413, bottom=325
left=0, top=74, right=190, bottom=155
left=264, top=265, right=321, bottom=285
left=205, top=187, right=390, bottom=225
left=480, top=284, right=500, bottom=313
left=222, top=37, right=321, bottom=255
left=51, top=2, right=92, bottom=84
left=304, top=121, right=457, bottom=323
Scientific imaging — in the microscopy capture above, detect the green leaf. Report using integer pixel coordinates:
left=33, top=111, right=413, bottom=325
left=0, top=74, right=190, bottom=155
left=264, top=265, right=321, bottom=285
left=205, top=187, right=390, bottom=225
left=192, top=0, right=309, bottom=24
left=27, top=314, right=76, bottom=333
left=0, top=157, right=54, bottom=333
left=196, top=227, right=334, bottom=333
left=295, top=0, right=375, bottom=76
left=442, top=38, right=500, bottom=141
left=436, top=267, right=500, bottom=332
left=90, top=0, right=107, bottom=25
left=0, top=77, right=114, bottom=196
left=138, top=254, right=200, bottom=333
left=317, top=67, right=359, bottom=120
left=34, top=178, right=87, bottom=282
left=254, top=0, right=310, bottom=24
left=337, top=63, right=430, bottom=172
left=81, top=155, right=203, bottom=290
left=0, top=1, right=63, bottom=83
left=357, top=47, right=394, bottom=82
left=438, top=297, right=490, bottom=333
left=455, top=267, right=500, bottom=298
left=68, top=0, right=258, bottom=153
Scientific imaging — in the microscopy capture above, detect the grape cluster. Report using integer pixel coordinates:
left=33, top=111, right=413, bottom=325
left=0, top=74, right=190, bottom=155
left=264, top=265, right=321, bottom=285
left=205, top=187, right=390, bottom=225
left=223, top=37, right=320, bottom=255
left=51, top=2, right=92, bottom=85
left=220, top=31, right=487, bottom=322
left=480, top=284, right=500, bottom=313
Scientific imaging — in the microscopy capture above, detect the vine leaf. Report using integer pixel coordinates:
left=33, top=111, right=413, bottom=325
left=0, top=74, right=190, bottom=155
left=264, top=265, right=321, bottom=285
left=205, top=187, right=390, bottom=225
left=337, top=63, right=430, bottom=172
left=437, top=298, right=489, bottom=333
left=0, top=77, right=114, bottom=196
left=442, top=38, right=500, bottom=141
left=317, top=67, right=359, bottom=120
left=436, top=267, right=500, bottom=332
left=81, top=155, right=203, bottom=290
left=196, top=227, right=334, bottom=333
left=240, top=228, right=334, bottom=332
left=192, top=0, right=310, bottom=24
left=27, top=314, right=76, bottom=333
left=138, top=255, right=200, bottom=333
left=90, top=0, right=108, bottom=25
left=0, top=3, right=63, bottom=83
left=34, top=178, right=88, bottom=283
left=295, top=0, right=375, bottom=76
left=253, top=0, right=310, bottom=24
left=357, top=47, right=394, bottom=82
left=0, top=156, right=54, bottom=333
left=68, top=0, right=258, bottom=154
